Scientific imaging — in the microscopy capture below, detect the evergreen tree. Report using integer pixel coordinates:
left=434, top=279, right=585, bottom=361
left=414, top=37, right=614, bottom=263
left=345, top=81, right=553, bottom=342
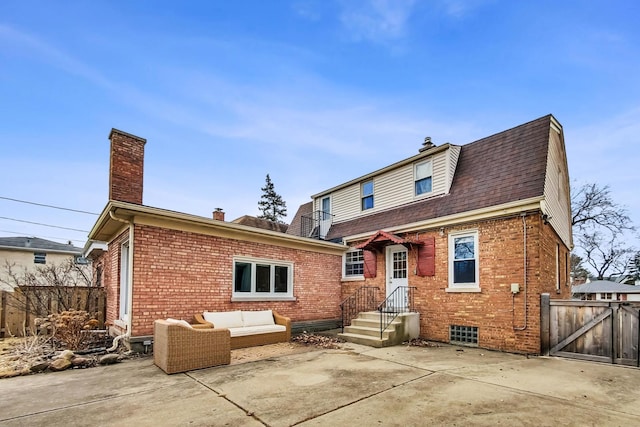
left=257, top=174, right=287, bottom=223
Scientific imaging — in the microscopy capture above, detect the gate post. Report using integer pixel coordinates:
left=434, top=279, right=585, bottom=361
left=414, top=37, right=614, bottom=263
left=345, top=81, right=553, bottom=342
left=540, top=293, right=550, bottom=355
left=611, top=302, right=618, bottom=364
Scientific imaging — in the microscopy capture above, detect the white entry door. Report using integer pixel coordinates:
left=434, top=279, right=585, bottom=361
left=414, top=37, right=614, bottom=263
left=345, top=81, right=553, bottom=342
left=386, top=245, right=408, bottom=311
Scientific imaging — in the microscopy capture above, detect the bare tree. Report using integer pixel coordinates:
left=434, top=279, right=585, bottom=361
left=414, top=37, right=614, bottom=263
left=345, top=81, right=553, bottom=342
left=571, top=182, right=636, bottom=279
left=571, top=183, right=634, bottom=233
left=0, top=259, right=104, bottom=318
left=578, top=231, right=634, bottom=280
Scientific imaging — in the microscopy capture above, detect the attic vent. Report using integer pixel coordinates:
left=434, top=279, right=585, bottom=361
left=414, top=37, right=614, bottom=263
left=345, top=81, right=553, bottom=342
left=419, top=137, right=436, bottom=152
left=449, top=325, right=478, bottom=346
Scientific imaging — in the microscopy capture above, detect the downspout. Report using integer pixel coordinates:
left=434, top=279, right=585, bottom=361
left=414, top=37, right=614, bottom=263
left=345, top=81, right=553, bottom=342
left=513, top=212, right=528, bottom=331
left=107, top=210, right=133, bottom=352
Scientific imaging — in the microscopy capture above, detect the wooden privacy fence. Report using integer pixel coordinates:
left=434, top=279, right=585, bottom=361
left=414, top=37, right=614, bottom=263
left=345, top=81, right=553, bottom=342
left=0, top=287, right=106, bottom=338
left=541, top=293, right=640, bottom=366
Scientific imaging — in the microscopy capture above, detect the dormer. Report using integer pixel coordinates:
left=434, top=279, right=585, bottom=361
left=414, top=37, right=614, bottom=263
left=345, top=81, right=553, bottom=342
left=311, top=143, right=461, bottom=227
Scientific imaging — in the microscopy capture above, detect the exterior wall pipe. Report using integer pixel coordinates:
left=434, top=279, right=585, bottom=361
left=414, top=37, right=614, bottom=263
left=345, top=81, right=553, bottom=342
left=513, top=212, right=528, bottom=331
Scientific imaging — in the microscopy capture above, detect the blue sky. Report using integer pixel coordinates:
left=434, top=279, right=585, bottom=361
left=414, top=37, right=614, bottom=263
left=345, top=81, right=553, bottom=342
left=1, top=0, right=639, bottom=255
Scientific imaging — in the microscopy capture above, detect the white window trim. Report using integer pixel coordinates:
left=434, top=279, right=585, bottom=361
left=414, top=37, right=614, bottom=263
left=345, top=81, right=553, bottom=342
left=414, top=159, right=434, bottom=199
left=232, top=256, right=296, bottom=301
left=343, top=249, right=365, bottom=281
left=446, top=230, right=480, bottom=292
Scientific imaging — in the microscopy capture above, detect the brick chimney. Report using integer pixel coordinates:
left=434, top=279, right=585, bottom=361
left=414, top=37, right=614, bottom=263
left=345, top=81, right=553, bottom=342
left=108, top=129, right=146, bottom=204
left=213, top=208, right=225, bottom=221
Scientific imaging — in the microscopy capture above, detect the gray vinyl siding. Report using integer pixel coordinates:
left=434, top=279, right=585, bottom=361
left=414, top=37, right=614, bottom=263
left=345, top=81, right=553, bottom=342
left=317, top=147, right=459, bottom=224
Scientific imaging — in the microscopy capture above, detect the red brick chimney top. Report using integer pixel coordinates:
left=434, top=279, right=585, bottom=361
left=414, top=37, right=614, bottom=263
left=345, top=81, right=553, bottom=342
left=213, top=208, right=225, bottom=221
left=109, top=128, right=147, bottom=205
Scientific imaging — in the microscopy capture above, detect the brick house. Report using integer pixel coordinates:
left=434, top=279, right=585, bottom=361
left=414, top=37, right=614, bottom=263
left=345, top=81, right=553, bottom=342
left=86, top=130, right=346, bottom=351
left=287, top=114, right=572, bottom=354
left=88, top=114, right=571, bottom=354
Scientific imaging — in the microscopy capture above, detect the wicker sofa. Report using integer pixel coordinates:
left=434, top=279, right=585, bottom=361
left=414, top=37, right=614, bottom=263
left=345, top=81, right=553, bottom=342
left=153, top=319, right=231, bottom=374
left=194, top=309, right=291, bottom=350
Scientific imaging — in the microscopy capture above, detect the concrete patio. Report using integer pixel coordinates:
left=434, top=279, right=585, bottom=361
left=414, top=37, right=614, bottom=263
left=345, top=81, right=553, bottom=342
left=1, top=342, right=639, bottom=426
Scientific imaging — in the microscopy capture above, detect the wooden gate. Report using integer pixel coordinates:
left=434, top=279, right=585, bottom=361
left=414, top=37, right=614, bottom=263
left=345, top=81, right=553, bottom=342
left=541, top=294, right=640, bottom=366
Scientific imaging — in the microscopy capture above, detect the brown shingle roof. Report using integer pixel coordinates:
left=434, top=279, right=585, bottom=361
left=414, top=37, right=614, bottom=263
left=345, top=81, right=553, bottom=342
left=325, top=115, right=553, bottom=240
left=285, top=201, right=313, bottom=237
left=231, top=215, right=289, bottom=233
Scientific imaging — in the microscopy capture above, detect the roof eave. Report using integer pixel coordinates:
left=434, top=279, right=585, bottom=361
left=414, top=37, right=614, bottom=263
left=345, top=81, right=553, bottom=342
left=340, top=196, right=545, bottom=243
left=88, top=200, right=348, bottom=254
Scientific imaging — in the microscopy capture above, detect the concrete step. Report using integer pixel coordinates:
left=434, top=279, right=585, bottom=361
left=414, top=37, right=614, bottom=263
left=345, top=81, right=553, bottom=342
left=337, top=332, right=391, bottom=348
left=350, top=318, right=401, bottom=329
left=340, top=311, right=420, bottom=348
left=343, top=325, right=395, bottom=340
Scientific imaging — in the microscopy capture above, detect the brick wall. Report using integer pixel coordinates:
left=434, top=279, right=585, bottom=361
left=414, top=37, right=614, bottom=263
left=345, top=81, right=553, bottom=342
left=342, top=214, right=571, bottom=354
left=124, top=224, right=343, bottom=337
left=109, top=129, right=145, bottom=204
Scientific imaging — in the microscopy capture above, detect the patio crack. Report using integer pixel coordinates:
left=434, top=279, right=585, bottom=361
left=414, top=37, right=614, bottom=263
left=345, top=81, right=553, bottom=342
left=186, top=372, right=270, bottom=426
left=288, top=371, right=436, bottom=426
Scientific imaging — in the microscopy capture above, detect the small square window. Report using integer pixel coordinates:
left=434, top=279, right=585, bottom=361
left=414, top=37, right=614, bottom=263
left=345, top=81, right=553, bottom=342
left=362, top=180, right=374, bottom=210
left=34, top=253, right=46, bottom=264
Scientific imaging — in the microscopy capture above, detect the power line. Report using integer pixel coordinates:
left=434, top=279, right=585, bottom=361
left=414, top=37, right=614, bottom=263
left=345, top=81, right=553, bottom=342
left=0, top=216, right=89, bottom=233
left=0, top=196, right=100, bottom=215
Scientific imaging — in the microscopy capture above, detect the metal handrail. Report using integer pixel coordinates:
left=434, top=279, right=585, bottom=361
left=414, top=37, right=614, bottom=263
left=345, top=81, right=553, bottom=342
left=300, top=210, right=334, bottom=240
left=377, top=286, right=417, bottom=339
left=340, top=286, right=380, bottom=332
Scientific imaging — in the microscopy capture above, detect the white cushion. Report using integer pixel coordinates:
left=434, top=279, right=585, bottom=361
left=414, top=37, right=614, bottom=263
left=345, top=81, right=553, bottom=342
left=228, top=324, right=286, bottom=337
left=242, top=310, right=275, bottom=327
left=203, top=310, right=244, bottom=329
left=165, top=318, right=193, bottom=329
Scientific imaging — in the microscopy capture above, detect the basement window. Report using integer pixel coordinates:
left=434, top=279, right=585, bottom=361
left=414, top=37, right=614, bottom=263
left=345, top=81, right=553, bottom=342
left=450, top=325, right=478, bottom=346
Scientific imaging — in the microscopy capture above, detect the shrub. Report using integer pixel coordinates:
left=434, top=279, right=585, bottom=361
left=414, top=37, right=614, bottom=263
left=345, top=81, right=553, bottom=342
left=36, top=310, right=100, bottom=351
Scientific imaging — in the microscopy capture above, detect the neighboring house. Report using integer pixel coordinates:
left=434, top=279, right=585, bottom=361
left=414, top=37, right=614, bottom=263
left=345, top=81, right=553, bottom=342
left=572, top=280, right=640, bottom=302
left=0, top=237, right=85, bottom=291
left=88, top=114, right=572, bottom=354
left=287, top=114, right=572, bottom=354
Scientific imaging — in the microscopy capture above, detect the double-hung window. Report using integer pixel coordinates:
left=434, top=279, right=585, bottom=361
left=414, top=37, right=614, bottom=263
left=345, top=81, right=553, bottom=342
left=344, top=249, right=364, bottom=278
left=414, top=160, right=433, bottom=196
left=233, top=257, right=294, bottom=300
left=448, top=231, right=479, bottom=291
left=361, top=180, right=374, bottom=210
